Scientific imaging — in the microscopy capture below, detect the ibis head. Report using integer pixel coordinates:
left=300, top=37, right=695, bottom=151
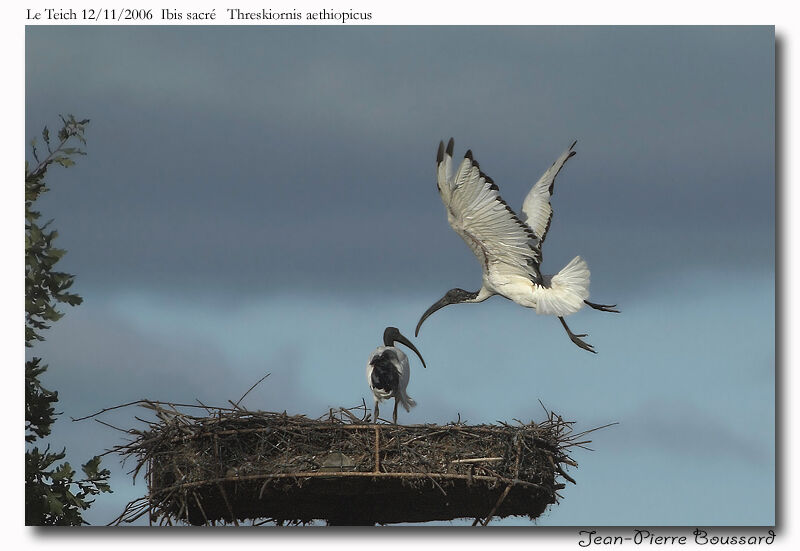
left=415, top=288, right=480, bottom=337
left=382, top=326, right=427, bottom=369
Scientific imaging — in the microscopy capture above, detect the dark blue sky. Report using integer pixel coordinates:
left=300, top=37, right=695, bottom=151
left=26, top=26, right=774, bottom=295
left=24, top=25, right=774, bottom=526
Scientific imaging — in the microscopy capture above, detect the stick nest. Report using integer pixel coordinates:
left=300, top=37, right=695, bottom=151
left=105, top=400, right=595, bottom=526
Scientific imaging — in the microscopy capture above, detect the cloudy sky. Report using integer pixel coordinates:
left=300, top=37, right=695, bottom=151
left=24, top=25, right=774, bottom=526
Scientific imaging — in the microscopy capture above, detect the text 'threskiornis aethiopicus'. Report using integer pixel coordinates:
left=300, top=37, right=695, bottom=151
left=367, top=327, right=426, bottom=423
left=415, top=138, right=619, bottom=353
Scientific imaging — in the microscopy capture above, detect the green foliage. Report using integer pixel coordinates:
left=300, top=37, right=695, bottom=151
left=25, top=447, right=111, bottom=526
left=25, top=115, right=112, bottom=525
left=25, top=358, right=58, bottom=442
left=25, top=115, right=88, bottom=348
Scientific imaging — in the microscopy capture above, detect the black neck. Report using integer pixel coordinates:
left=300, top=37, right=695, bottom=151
left=452, top=288, right=479, bottom=304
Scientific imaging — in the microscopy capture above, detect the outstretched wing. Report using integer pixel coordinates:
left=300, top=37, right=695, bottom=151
left=521, top=141, right=577, bottom=253
left=436, top=138, right=542, bottom=283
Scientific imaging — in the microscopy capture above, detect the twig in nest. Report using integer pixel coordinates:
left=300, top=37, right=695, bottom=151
left=481, top=483, right=513, bottom=526
left=234, top=373, right=271, bottom=409
left=228, top=400, right=245, bottom=411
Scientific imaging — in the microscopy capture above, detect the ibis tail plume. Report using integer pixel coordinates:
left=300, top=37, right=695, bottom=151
left=366, top=327, right=426, bottom=424
left=415, top=138, right=619, bottom=353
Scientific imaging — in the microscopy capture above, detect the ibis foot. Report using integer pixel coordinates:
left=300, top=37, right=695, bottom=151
left=584, top=300, right=619, bottom=313
left=559, top=317, right=596, bottom=354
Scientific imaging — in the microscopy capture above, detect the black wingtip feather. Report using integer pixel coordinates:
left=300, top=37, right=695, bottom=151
left=446, top=138, right=454, bottom=157
left=465, top=149, right=473, bottom=161
left=437, top=141, right=444, bottom=164
left=570, top=140, right=577, bottom=149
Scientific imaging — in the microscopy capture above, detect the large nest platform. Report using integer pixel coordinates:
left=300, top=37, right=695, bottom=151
left=107, top=401, right=597, bottom=526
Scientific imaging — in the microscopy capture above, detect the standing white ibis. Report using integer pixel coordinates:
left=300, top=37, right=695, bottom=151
left=366, top=327, right=427, bottom=423
left=415, top=138, right=618, bottom=353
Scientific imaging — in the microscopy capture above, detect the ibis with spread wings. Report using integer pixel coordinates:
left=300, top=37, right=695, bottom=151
left=415, top=139, right=618, bottom=353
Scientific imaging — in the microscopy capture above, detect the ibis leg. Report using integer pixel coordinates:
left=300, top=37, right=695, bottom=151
left=392, top=399, right=399, bottom=424
left=373, top=401, right=379, bottom=423
left=559, top=316, right=596, bottom=354
left=584, top=300, right=619, bottom=313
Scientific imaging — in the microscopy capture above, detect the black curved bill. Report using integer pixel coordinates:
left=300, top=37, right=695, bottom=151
left=414, top=297, right=449, bottom=337
left=384, top=326, right=427, bottom=368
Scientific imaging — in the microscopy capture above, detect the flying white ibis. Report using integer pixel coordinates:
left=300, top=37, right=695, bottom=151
left=415, top=138, right=618, bottom=353
left=366, top=327, right=427, bottom=423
